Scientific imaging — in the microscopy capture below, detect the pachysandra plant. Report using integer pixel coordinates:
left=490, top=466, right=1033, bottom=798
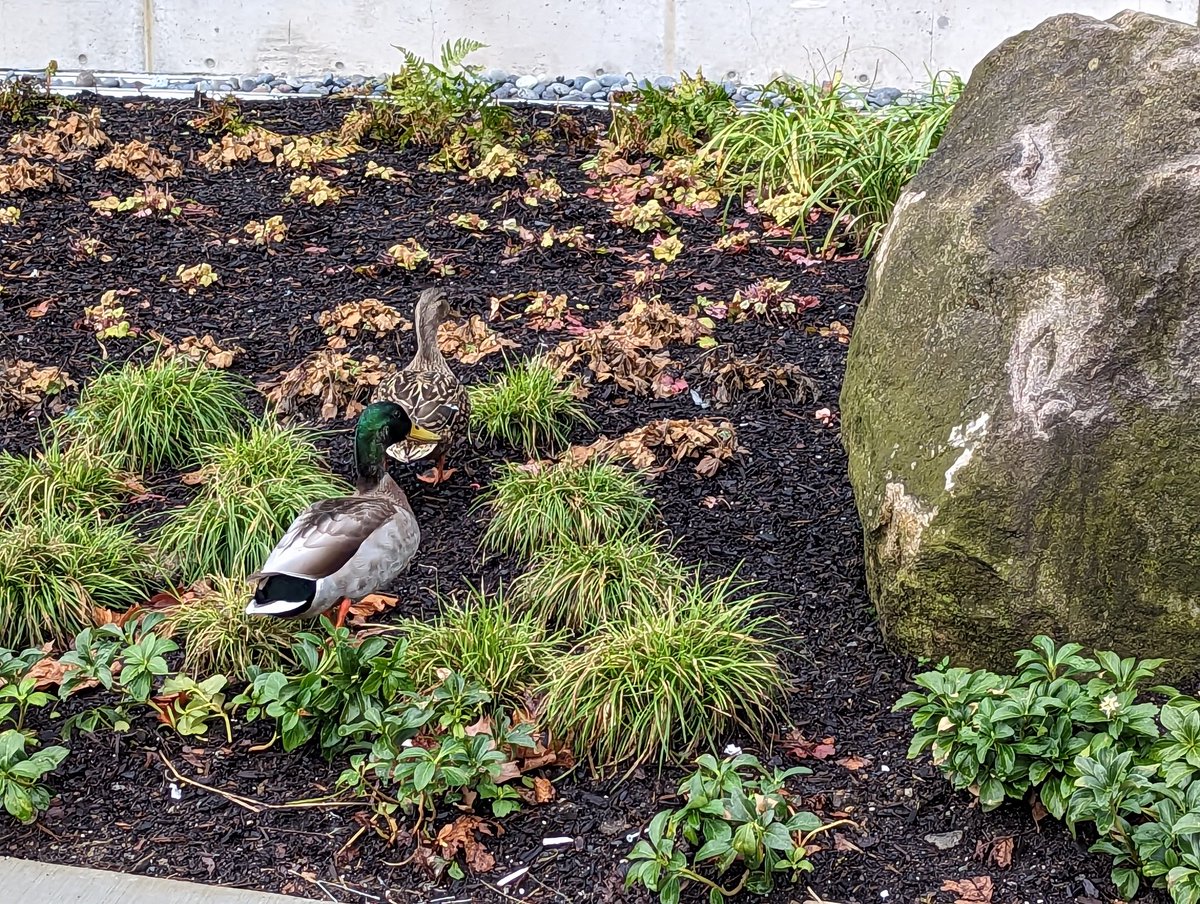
left=626, top=753, right=850, bottom=904
left=895, top=636, right=1200, bottom=902
left=0, top=729, right=68, bottom=825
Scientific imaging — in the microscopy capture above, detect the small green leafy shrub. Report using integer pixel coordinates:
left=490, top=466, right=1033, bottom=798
left=339, top=671, right=532, bottom=825
left=234, top=624, right=414, bottom=757
left=164, top=577, right=295, bottom=681
left=542, top=574, right=786, bottom=773
left=0, top=676, right=54, bottom=732
left=513, top=531, right=685, bottom=630
left=627, top=752, right=845, bottom=903
left=0, top=66, right=68, bottom=126
left=896, top=636, right=1200, bottom=902
left=400, top=584, right=562, bottom=706
left=480, top=458, right=655, bottom=559
left=156, top=419, right=348, bottom=582
left=57, top=613, right=189, bottom=735
left=66, top=357, right=247, bottom=472
left=609, top=71, right=736, bottom=157
left=0, top=729, right=68, bottom=824
left=468, top=356, right=591, bottom=457
left=0, top=511, right=158, bottom=648
left=154, top=673, right=233, bottom=741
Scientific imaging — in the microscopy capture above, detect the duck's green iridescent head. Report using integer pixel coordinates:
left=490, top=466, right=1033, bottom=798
left=354, top=402, right=440, bottom=487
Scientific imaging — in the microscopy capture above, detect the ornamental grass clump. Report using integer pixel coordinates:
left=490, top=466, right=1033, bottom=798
left=468, top=356, right=591, bottom=457
left=164, top=576, right=296, bottom=682
left=399, top=584, right=562, bottom=707
left=542, top=573, right=787, bottom=774
left=0, top=511, right=158, bottom=648
left=156, top=419, right=348, bottom=583
left=513, top=531, right=685, bottom=631
left=0, top=437, right=132, bottom=524
left=705, top=74, right=961, bottom=253
left=479, top=458, right=655, bottom=559
left=66, top=357, right=248, bottom=472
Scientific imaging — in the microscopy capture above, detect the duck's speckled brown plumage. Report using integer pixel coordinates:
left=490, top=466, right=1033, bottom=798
left=372, top=288, right=469, bottom=467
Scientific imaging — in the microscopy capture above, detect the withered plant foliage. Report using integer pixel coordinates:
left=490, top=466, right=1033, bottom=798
left=243, top=215, right=287, bottom=246
left=95, top=139, right=183, bottom=181
left=545, top=297, right=710, bottom=398
left=0, top=158, right=63, bottom=194
left=199, top=126, right=359, bottom=171
left=698, top=347, right=817, bottom=407
left=259, top=350, right=390, bottom=420
left=570, top=417, right=741, bottom=477
left=88, top=185, right=182, bottom=219
left=81, top=288, right=138, bottom=339
left=318, top=299, right=410, bottom=346
left=588, top=152, right=720, bottom=222
left=7, top=107, right=110, bottom=160
left=150, top=333, right=244, bottom=369
left=286, top=175, right=346, bottom=206
left=728, top=277, right=821, bottom=323
left=0, top=361, right=75, bottom=418
left=466, top=143, right=525, bottom=182
left=437, top=315, right=518, bottom=365
left=382, top=238, right=429, bottom=269
left=493, top=169, right=566, bottom=208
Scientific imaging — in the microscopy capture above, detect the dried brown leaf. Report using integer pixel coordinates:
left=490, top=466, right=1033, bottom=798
left=988, top=836, right=1013, bottom=869
left=436, top=816, right=495, bottom=874
left=347, top=593, right=399, bottom=618
left=836, top=755, right=872, bottom=771
left=941, top=876, right=993, bottom=904
left=783, top=730, right=837, bottom=760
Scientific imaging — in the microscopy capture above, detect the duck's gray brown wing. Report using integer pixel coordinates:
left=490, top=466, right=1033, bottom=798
left=254, top=496, right=397, bottom=581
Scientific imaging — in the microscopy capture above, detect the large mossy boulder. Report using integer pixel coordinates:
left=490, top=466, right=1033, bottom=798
left=841, top=10, right=1200, bottom=674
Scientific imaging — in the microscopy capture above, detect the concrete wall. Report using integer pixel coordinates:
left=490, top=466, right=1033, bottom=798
left=2, top=1, right=1198, bottom=88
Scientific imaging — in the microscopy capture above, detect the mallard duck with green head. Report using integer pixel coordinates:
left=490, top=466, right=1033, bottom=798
left=244, top=401, right=440, bottom=628
left=372, top=287, right=469, bottom=485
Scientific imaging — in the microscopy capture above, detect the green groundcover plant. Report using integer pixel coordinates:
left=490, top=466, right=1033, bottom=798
left=627, top=752, right=849, bottom=904
left=896, top=636, right=1200, bottom=902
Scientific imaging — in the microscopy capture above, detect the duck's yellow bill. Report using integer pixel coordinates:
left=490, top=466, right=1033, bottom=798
left=408, top=425, right=441, bottom=443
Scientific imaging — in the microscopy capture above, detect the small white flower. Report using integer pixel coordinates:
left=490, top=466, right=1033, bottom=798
left=1099, top=693, right=1122, bottom=718
left=724, top=743, right=743, bottom=756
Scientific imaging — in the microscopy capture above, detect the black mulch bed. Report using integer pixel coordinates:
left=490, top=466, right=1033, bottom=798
left=0, top=95, right=1135, bottom=903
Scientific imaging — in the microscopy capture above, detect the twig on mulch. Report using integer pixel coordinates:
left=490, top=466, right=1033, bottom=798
left=159, top=752, right=358, bottom=814
left=287, top=869, right=381, bottom=902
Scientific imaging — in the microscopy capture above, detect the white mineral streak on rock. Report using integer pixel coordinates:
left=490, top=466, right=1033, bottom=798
left=874, top=190, right=926, bottom=276
left=1008, top=273, right=1107, bottom=438
left=1005, top=121, right=1060, bottom=204
left=944, top=412, right=991, bottom=491
left=879, top=482, right=937, bottom=566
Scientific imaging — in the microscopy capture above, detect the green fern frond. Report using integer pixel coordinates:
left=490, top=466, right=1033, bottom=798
left=440, top=38, right=486, bottom=71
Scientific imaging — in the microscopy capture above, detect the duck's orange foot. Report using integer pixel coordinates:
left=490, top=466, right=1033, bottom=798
left=417, top=455, right=456, bottom=484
